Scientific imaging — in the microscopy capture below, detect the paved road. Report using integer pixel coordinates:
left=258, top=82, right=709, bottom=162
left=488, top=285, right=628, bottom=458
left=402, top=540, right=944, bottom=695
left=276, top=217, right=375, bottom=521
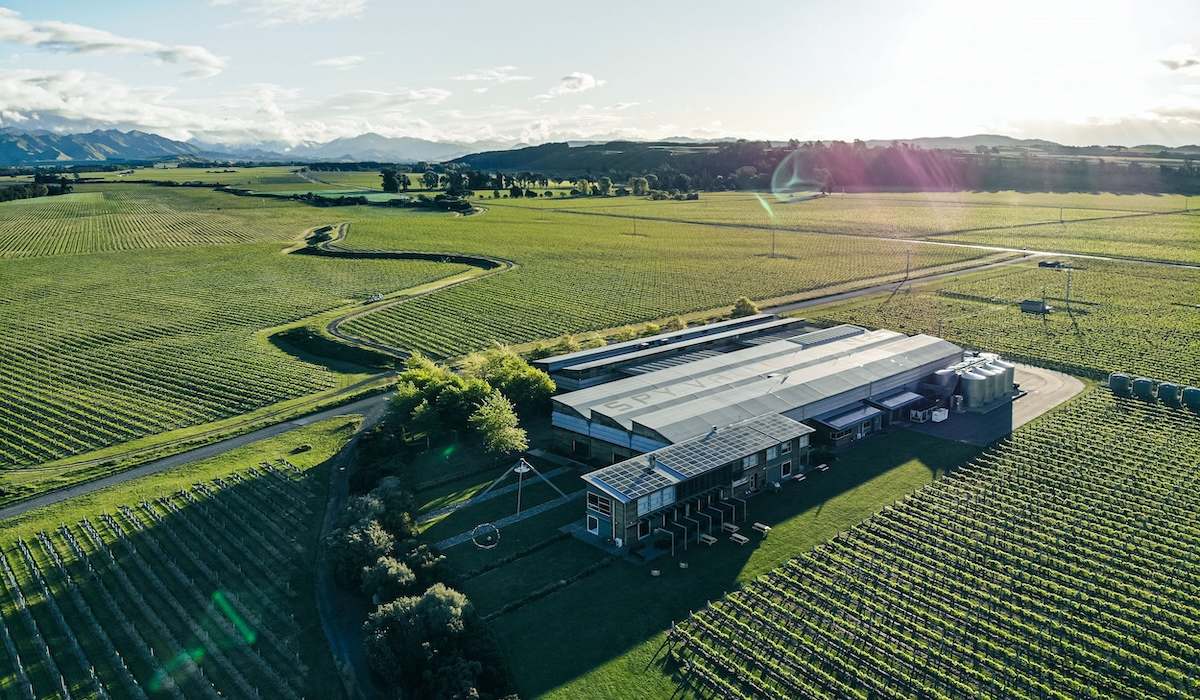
left=765, top=253, right=1038, bottom=315
left=0, top=394, right=390, bottom=522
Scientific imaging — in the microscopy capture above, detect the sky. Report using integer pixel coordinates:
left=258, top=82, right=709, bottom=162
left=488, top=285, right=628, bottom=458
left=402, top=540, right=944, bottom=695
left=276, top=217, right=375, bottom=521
left=2, top=0, right=1200, bottom=147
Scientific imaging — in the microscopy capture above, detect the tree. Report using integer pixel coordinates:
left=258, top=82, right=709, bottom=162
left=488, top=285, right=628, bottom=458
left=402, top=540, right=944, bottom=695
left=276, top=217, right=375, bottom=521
left=664, top=316, right=687, bottom=331
left=400, top=174, right=411, bottom=192
left=461, top=346, right=556, bottom=415
left=596, top=176, right=612, bottom=196
left=363, top=584, right=482, bottom=695
left=731, top=296, right=760, bottom=318
left=574, top=178, right=591, bottom=195
left=328, top=519, right=395, bottom=586
left=381, top=169, right=400, bottom=193
left=469, top=392, right=528, bottom=457
left=362, top=556, right=417, bottom=603
left=630, top=176, right=649, bottom=196
left=422, top=170, right=439, bottom=189
left=372, top=477, right=416, bottom=539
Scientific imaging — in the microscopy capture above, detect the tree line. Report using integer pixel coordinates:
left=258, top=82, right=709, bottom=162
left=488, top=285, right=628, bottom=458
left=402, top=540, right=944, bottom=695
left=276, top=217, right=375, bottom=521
left=326, top=347, right=555, bottom=699
left=0, top=180, right=73, bottom=203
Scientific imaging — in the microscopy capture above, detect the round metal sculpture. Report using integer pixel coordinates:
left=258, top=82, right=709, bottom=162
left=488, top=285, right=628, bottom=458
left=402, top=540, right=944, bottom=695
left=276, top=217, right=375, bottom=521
left=471, top=522, right=501, bottom=549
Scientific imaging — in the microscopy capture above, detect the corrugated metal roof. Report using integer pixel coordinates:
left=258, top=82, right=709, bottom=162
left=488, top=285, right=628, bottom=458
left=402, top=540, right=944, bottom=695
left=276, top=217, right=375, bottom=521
left=554, top=327, right=905, bottom=420
left=555, top=330, right=961, bottom=445
left=618, top=348, right=724, bottom=375
left=532, top=313, right=778, bottom=370
left=582, top=414, right=814, bottom=502
left=561, top=317, right=807, bottom=372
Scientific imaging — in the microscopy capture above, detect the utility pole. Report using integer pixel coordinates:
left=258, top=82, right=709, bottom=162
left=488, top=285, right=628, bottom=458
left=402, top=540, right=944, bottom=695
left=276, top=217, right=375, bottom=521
left=770, top=228, right=776, bottom=259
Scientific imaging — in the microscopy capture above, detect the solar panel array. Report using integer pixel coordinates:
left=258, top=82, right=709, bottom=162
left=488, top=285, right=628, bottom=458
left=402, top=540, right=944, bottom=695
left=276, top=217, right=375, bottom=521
left=585, top=413, right=814, bottom=501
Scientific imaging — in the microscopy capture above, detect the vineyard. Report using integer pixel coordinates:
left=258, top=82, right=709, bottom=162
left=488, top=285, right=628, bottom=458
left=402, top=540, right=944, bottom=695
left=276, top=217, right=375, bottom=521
left=667, top=389, right=1200, bottom=699
left=0, top=187, right=311, bottom=259
left=0, top=460, right=327, bottom=699
left=335, top=209, right=987, bottom=357
left=0, top=197, right=468, bottom=469
left=492, top=191, right=1198, bottom=264
left=812, top=260, right=1200, bottom=385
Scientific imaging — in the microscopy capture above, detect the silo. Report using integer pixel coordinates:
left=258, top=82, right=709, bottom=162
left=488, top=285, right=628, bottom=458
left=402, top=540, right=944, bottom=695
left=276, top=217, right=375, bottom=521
left=933, top=368, right=957, bottom=387
left=960, top=371, right=988, bottom=409
left=978, top=365, right=1003, bottom=404
left=1158, top=383, right=1183, bottom=408
left=1183, top=387, right=1200, bottom=413
left=994, top=359, right=1016, bottom=395
left=1132, top=377, right=1156, bottom=402
left=1108, top=372, right=1133, bottom=397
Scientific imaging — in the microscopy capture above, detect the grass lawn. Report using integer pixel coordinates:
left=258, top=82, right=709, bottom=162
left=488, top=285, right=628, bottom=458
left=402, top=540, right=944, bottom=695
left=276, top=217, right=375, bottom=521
left=417, top=471, right=583, bottom=540
left=437, top=500, right=580, bottom=573
left=477, top=430, right=978, bottom=698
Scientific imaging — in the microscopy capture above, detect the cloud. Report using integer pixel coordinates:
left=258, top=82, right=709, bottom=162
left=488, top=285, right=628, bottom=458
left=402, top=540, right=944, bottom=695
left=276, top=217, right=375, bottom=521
left=209, top=0, right=367, bottom=26
left=312, top=55, right=364, bottom=70
left=451, top=65, right=532, bottom=83
left=0, top=8, right=225, bottom=77
left=323, top=87, right=451, bottom=112
left=535, top=72, right=606, bottom=100
left=609, top=102, right=639, bottom=111
left=1160, top=44, right=1200, bottom=72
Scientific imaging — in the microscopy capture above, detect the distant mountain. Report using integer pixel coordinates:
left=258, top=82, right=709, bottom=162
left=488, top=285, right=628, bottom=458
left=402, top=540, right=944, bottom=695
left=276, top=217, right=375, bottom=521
left=284, top=133, right=515, bottom=163
left=0, top=129, right=204, bottom=164
left=863, top=134, right=1063, bottom=151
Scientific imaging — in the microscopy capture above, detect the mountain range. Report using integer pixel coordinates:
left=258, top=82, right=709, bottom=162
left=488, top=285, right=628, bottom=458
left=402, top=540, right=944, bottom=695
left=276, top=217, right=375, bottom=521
left=2, top=129, right=1198, bottom=167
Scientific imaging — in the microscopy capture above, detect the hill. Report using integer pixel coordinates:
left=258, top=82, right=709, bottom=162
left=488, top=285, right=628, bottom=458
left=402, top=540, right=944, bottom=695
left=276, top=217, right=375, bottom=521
left=0, top=128, right=204, bottom=164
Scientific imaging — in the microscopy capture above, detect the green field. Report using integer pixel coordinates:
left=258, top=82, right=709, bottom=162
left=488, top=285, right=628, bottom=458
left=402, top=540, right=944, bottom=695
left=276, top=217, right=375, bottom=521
left=810, top=260, right=1200, bottom=385
left=667, top=389, right=1200, bottom=698
left=489, top=190, right=1198, bottom=264
left=335, top=206, right=988, bottom=357
left=0, top=185, right=470, bottom=474
left=0, top=416, right=357, bottom=700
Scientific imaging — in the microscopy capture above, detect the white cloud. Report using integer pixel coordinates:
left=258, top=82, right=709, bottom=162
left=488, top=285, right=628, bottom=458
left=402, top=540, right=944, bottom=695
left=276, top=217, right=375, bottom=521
left=451, top=65, right=531, bottom=83
left=0, top=8, right=225, bottom=77
left=1160, top=44, right=1200, bottom=72
left=312, top=55, right=364, bottom=70
left=323, top=87, right=451, bottom=112
left=209, top=0, right=366, bottom=26
left=535, top=72, right=606, bottom=100
left=609, top=102, right=639, bottom=111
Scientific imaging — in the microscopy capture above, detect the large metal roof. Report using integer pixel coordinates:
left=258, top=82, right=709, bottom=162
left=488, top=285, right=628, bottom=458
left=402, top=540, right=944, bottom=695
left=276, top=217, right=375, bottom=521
left=531, top=313, right=779, bottom=371
left=582, top=414, right=814, bottom=503
left=555, top=327, right=962, bottom=444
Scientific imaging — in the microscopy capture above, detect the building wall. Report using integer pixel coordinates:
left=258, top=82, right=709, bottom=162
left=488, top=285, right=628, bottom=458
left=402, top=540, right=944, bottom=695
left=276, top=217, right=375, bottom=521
left=582, top=435, right=812, bottom=551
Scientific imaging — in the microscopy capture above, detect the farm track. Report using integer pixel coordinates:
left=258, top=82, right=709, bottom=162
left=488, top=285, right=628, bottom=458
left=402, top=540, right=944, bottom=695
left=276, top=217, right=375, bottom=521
left=488, top=201, right=1200, bottom=269
left=303, top=222, right=518, bottom=357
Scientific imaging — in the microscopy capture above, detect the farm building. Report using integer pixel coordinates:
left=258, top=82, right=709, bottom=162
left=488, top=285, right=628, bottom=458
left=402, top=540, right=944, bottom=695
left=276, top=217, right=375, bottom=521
left=541, top=317, right=1019, bottom=553
left=581, top=414, right=813, bottom=548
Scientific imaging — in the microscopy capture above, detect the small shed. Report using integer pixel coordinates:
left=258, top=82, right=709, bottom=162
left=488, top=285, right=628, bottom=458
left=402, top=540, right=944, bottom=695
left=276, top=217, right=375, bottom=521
left=1019, top=299, right=1052, bottom=314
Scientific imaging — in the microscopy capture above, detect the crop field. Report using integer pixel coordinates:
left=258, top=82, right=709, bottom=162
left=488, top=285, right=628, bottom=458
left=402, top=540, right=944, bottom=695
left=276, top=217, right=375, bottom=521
left=666, top=389, right=1200, bottom=699
left=0, top=188, right=308, bottom=259
left=811, top=260, right=1200, bottom=385
left=335, top=207, right=988, bottom=357
left=0, top=416, right=353, bottom=700
left=84, top=166, right=323, bottom=191
left=941, top=212, right=1200, bottom=263
left=0, top=188, right=470, bottom=470
left=491, top=191, right=1197, bottom=264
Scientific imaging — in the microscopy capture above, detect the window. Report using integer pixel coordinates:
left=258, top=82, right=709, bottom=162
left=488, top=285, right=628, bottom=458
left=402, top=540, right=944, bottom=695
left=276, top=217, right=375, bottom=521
left=782, top=441, right=792, bottom=454
left=636, top=488, right=673, bottom=516
left=781, top=460, right=792, bottom=477
left=797, top=435, right=809, bottom=449
left=587, top=493, right=612, bottom=516
left=742, top=454, right=761, bottom=469
left=829, top=429, right=852, bottom=440
left=637, top=519, right=651, bottom=539
left=586, top=515, right=599, bottom=535
left=767, top=446, right=779, bottom=460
